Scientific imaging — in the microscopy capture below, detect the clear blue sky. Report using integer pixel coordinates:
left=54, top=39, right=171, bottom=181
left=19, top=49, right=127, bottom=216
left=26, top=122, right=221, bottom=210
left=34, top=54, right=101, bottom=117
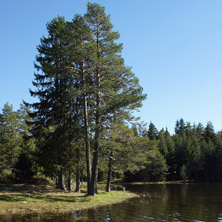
left=1, top=0, right=222, bottom=134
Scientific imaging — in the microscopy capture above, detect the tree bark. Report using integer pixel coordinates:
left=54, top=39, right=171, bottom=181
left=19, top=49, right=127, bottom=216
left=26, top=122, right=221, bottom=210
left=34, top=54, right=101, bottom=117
left=67, top=169, right=72, bottom=191
left=89, top=28, right=101, bottom=196
left=82, top=61, right=92, bottom=195
left=90, top=134, right=99, bottom=195
left=106, top=150, right=113, bottom=192
left=75, top=148, right=81, bottom=192
left=57, top=171, right=64, bottom=190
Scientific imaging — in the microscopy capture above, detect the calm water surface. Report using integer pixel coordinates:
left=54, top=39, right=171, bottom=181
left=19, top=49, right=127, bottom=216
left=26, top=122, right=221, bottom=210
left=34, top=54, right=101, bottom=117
left=1, top=184, right=222, bottom=222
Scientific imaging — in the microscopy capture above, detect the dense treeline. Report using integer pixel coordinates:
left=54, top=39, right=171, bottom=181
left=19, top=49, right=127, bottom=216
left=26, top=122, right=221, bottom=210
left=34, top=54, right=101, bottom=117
left=128, top=119, right=222, bottom=182
left=161, top=119, right=222, bottom=182
left=1, top=3, right=222, bottom=192
left=0, top=103, right=36, bottom=183
left=1, top=103, right=222, bottom=188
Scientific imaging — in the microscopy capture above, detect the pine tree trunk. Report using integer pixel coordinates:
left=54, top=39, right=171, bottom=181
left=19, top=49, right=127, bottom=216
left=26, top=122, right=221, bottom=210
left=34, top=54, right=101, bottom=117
left=75, top=170, right=80, bottom=192
left=82, top=61, right=92, bottom=195
left=84, top=99, right=92, bottom=195
left=89, top=92, right=100, bottom=195
left=75, top=148, right=80, bottom=192
left=106, top=150, right=113, bottom=192
left=67, top=170, right=71, bottom=191
left=89, top=29, right=101, bottom=196
left=57, top=171, right=64, bottom=190
left=90, top=137, right=99, bottom=196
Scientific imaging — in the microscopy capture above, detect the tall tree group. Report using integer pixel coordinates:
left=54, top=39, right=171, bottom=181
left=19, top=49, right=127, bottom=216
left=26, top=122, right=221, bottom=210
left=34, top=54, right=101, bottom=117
left=25, top=3, right=145, bottom=196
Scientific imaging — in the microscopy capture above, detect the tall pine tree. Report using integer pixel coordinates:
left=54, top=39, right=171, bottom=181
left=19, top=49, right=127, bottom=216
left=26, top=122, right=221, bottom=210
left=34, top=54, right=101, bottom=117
left=84, top=3, right=146, bottom=195
left=25, top=17, right=75, bottom=189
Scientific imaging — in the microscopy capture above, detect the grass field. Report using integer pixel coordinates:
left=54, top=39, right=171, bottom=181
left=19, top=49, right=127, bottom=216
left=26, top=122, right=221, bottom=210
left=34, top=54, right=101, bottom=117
left=0, top=184, right=137, bottom=215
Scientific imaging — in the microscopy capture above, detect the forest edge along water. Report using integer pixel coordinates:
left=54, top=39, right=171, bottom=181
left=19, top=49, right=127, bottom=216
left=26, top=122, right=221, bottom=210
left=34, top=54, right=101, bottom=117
left=0, top=183, right=222, bottom=221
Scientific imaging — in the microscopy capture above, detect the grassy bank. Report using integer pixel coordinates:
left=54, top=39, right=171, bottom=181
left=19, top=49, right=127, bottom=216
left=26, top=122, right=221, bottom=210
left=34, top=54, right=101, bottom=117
left=0, top=184, right=137, bottom=215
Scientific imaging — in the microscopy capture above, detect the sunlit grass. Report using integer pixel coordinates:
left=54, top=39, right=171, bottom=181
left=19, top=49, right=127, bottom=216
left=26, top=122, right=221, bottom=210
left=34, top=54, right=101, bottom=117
left=0, top=184, right=137, bottom=215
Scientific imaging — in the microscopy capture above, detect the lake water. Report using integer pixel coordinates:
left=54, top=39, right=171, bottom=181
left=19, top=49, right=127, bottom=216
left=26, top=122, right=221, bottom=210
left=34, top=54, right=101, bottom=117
left=1, top=183, right=222, bottom=222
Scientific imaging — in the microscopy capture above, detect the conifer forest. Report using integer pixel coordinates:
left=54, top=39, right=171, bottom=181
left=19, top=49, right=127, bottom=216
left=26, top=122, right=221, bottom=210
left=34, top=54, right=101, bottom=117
left=1, top=3, right=222, bottom=196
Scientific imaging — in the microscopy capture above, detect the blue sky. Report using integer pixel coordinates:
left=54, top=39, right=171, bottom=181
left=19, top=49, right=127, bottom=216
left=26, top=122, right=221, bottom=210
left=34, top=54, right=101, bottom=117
left=1, top=0, right=222, bottom=133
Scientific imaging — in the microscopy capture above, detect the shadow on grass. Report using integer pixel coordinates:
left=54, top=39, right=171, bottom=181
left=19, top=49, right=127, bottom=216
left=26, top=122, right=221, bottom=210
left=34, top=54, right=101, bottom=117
left=0, top=193, right=90, bottom=203
left=0, top=184, right=107, bottom=205
left=0, top=184, right=60, bottom=194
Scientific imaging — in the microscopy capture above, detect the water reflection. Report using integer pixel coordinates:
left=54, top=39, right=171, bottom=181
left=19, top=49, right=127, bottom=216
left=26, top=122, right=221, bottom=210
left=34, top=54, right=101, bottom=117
left=0, top=184, right=222, bottom=222
left=126, top=183, right=222, bottom=222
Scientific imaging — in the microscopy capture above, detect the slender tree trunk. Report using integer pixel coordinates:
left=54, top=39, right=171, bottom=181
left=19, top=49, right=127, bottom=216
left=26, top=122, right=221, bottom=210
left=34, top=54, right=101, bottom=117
left=106, top=150, right=113, bottom=192
left=75, top=147, right=80, bottom=192
left=81, top=61, right=92, bottom=195
left=57, top=171, right=64, bottom=190
left=75, top=169, right=80, bottom=192
left=90, top=134, right=99, bottom=195
left=91, top=92, right=100, bottom=195
left=89, top=29, right=101, bottom=196
left=74, top=95, right=81, bottom=193
left=67, top=169, right=71, bottom=191
left=67, top=118, right=72, bottom=192
left=84, top=98, right=92, bottom=195
left=90, top=92, right=100, bottom=194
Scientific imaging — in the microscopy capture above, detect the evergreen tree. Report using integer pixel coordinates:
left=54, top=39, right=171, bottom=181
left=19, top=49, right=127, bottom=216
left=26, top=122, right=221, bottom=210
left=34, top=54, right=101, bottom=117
left=164, top=129, right=176, bottom=180
left=124, top=137, right=168, bottom=182
left=84, top=3, right=146, bottom=195
left=158, top=128, right=176, bottom=180
left=214, top=133, right=222, bottom=182
left=147, top=122, right=158, bottom=140
left=158, top=128, right=168, bottom=156
left=68, top=14, right=93, bottom=194
left=13, top=104, right=36, bottom=183
left=25, top=16, right=76, bottom=189
left=0, top=103, right=21, bottom=179
left=175, top=118, right=186, bottom=137
left=101, top=123, right=134, bottom=192
left=185, top=131, right=201, bottom=181
left=203, top=122, right=216, bottom=143
left=174, top=119, right=187, bottom=179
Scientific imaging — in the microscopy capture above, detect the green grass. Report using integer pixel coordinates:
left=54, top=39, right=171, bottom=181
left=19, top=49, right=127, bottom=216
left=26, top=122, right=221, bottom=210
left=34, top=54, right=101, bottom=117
left=0, top=184, right=137, bottom=215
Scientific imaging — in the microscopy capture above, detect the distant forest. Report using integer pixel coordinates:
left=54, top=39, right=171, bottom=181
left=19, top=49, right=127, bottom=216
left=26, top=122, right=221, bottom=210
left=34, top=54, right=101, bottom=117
left=1, top=3, right=222, bottom=196
left=1, top=103, right=222, bottom=188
